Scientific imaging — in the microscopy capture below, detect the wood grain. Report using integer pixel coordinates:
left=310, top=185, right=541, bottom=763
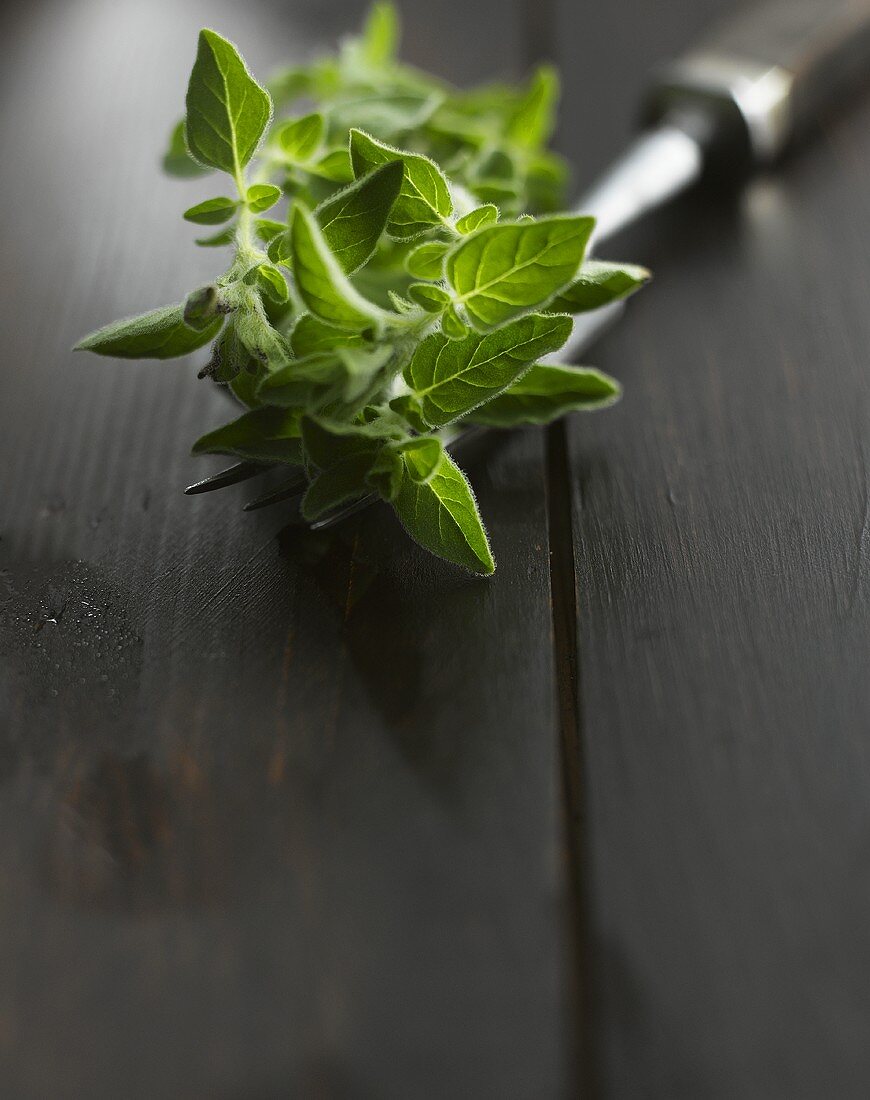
left=0, top=2, right=571, bottom=1096
left=553, top=1, right=870, bottom=1096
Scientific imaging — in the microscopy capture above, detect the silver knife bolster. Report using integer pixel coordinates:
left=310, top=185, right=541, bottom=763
left=644, top=0, right=870, bottom=167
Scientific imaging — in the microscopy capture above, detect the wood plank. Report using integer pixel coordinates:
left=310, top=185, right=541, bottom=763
left=0, top=2, right=572, bottom=1095
left=552, top=0, right=870, bottom=1095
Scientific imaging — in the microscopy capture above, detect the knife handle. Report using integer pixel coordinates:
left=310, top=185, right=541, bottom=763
left=644, top=0, right=870, bottom=171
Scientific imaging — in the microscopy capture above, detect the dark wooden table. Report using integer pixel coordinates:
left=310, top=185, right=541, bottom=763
left=2, top=0, right=870, bottom=1096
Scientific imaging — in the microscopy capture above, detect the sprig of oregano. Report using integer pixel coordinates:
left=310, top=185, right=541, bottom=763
left=76, top=2, right=649, bottom=575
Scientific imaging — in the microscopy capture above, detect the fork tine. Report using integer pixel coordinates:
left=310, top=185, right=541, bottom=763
left=309, top=492, right=379, bottom=531
left=184, top=461, right=269, bottom=495
left=243, top=473, right=307, bottom=512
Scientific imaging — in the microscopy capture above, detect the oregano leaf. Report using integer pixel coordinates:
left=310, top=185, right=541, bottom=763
left=547, top=260, right=651, bottom=313
left=195, top=225, right=237, bottom=247
left=192, top=407, right=302, bottom=464
left=301, top=453, right=378, bottom=521
left=315, top=160, right=404, bottom=274
left=185, top=29, right=272, bottom=178
left=405, top=240, right=448, bottom=280
left=469, top=363, right=621, bottom=426
left=445, top=216, right=594, bottom=328
left=392, top=451, right=495, bottom=575
left=183, top=196, right=239, bottom=224
left=455, top=204, right=498, bottom=234
left=408, top=283, right=450, bottom=312
left=404, top=311, right=571, bottom=426
left=246, top=183, right=282, bottom=213
left=163, top=120, right=210, bottom=178
left=349, top=129, right=452, bottom=239
left=75, top=304, right=222, bottom=359
left=274, top=112, right=324, bottom=163
left=289, top=201, right=389, bottom=332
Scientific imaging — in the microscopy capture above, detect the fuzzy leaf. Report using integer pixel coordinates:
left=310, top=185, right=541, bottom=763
left=397, top=436, right=442, bottom=482
left=315, top=161, right=404, bottom=274
left=251, top=263, right=289, bottom=303
left=470, top=363, right=620, bottom=425
left=405, top=241, right=448, bottom=280
left=274, top=112, right=324, bottom=162
left=547, top=260, right=651, bottom=313
left=445, top=216, right=593, bottom=328
left=301, top=416, right=383, bottom=469
left=163, top=120, right=209, bottom=178
left=309, top=149, right=354, bottom=183
left=291, top=314, right=366, bottom=357
left=392, top=451, right=494, bottom=574
left=195, top=225, right=237, bottom=247
left=350, top=129, right=452, bottom=239
left=246, top=183, right=282, bottom=213
left=301, top=454, right=377, bottom=521
left=506, top=65, right=559, bottom=149
left=207, top=320, right=252, bottom=383
left=404, top=311, right=570, bottom=426
left=185, top=29, right=272, bottom=176
left=455, top=204, right=498, bottom=234
left=290, top=203, right=387, bottom=331
left=358, top=0, right=399, bottom=67
left=192, top=407, right=302, bottom=463
left=75, top=304, right=222, bottom=359
left=408, top=283, right=450, bottom=312
left=183, top=196, right=239, bottom=224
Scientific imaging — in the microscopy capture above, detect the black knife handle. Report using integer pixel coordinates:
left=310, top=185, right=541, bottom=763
left=644, top=0, right=870, bottom=171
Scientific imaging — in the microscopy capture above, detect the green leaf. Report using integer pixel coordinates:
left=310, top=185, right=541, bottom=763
left=192, top=407, right=302, bottom=463
left=392, top=451, right=494, bottom=574
left=183, top=284, right=221, bottom=329
left=547, top=260, right=651, bottom=313
left=445, top=215, right=593, bottom=328
left=206, top=319, right=252, bottom=382
left=274, top=112, right=324, bottom=163
left=441, top=304, right=469, bottom=340
left=358, top=0, right=399, bottom=67
left=162, top=120, right=209, bottom=178
left=328, top=94, right=442, bottom=141
left=408, top=283, right=449, bottom=312
left=228, top=360, right=265, bottom=406
left=404, top=311, right=571, bottom=426
left=183, top=196, right=239, bottom=224
left=350, top=129, right=452, bottom=239
left=195, top=225, right=237, bottom=247
left=246, top=183, right=282, bottom=213
left=388, top=393, right=429, bottom=434
left=301, top=453, right=377, bottom=521
left=291, top=314, right=366, bottom=356
left=505, top=65, right=559, bottom=149
left=185, top=29, right=272, bottom=178
left=250, top=263, right=289, bottom=303
left=260, top=345, right=390, bottom=408
left=255, top=217, right=285, bottom=243
left=234, top=302, right=292, bottom=368
left=405, top=240, right=448, bottom=280
left=308, top=148, right=354, bottom=183
left=469, top=363, right=621, bottom=426
left=315, top=161, right=404, bottom=274
left=367, top=448, right=403, bottom=501
left=75, top=304, right=222, bottom=359
left=289, top=202, right=388, bottom=331
left=455, top=204, right=498, bottom=234
left=301, top=415, right=383, bottom=469
left=397, top=436, right=442, bottom=482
